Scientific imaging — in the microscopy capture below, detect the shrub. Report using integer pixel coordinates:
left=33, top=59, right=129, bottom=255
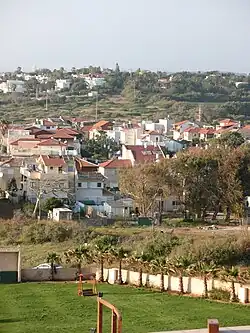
left=209, top=288, right=230, bottom=302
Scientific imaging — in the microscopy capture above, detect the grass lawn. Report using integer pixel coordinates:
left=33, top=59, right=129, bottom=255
left=0, top=283, right=250, bottom=333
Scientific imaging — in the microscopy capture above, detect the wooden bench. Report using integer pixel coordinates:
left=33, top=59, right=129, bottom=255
left=208, top=319, right=219, bottom=333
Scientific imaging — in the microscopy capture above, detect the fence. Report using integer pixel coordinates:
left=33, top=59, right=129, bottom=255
left=21, top=267, right=96, bottom=281
left=97, top=297, right=122, bottom=333
left=96, top=268, right=249, bottom=303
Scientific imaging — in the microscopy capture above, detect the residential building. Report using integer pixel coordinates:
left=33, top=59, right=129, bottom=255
left=89, top=120, right=113, bottom=139
left=0, top=80, right=26, bottom=93
left=34, top=119, right=58, bottom=131
left=158, top=118, right=174, bottom=134
left=121, top=144, right=164, bottom=165
left=239, top=125, right=250, bottom=140
left=139, top=131, right=163, bottom=144
left=172, top=120, right=197, bottom=140
left=103, top=199, right=133, bottom=217
left=199, top=128, right=215, bottom=141
left=98, top=159, right=132, bottom=189
left=183, top=127, right=200, bottom=142
left=120, top=127, right=142, bottom=145
left=84, top=76, right=106, bottom=89
left=164, top=139, right=187, bottom=152
left=20, top=155, right=74, bottom=203
left=55, top=79, right=71, bottom=91
left=75, top=158, right=113, bottom=204
left=9, top=138, right=68, bottom=156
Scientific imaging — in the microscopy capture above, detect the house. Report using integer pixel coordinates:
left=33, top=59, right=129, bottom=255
left=172, top=120, right=197, bottom=140
left=34, top=119, right=58, bottom=131
left=98, top=159, right=132, bottom=189
left=75, top=158, right=112, bottom=204
left=103, top=199, right=133, bottom=217
left=121, top=144, right=164, bottom=165
left=119, top=126, right=142, bottom=145
left=199, top=128, right=215, bottom=141
left=20, top=155, right=74, bottom=203
left=55, top=79, right=71, bottom=91
left=52, top=207, right=73, bottom=221
left=183, top=127, right=200, bottom=142
left=217, top=119, right=240, bottom=130
left=0, top=80, right=26, bottom=93
left=139, top=131, right=163, bottom=144
left=89, top=120, right=113, bottom=139
left=164, top=139, right=187, bottom=152
left=9, top=138, right=68, bottom=156
left=84, top=76, right=106, bottom=89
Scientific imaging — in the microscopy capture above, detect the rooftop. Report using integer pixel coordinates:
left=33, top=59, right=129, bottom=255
left=39, top=155, right=66, bottom=167
left=99, top=159, right=132, bottom=168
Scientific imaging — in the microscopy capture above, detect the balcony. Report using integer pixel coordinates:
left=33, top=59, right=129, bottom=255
left=20, top=167, right=41, bottom=179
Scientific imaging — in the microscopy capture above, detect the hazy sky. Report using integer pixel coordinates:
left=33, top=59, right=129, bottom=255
left=1, top=0, right=250, bottom=72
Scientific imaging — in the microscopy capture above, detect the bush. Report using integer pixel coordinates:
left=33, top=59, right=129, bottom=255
left=209, top=288, right=230, bottom=302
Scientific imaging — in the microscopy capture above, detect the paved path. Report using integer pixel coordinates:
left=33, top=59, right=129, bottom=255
left=150, top=326, right=250, bottom=333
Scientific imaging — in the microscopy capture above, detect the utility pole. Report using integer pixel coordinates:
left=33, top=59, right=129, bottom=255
left=95, top=93, right=98, bottom=121
left=45, top=93, right=48, bottom=111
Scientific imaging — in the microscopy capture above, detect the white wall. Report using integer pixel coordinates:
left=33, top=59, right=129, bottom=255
left=98, top=268, right=247, bottom=302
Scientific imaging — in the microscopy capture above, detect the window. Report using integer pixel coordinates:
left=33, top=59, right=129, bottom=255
left=172, top=201, right=180, bottom=206
left=58, top=167, right=62, bottom=173
left=78, top=182, right=82, bottom=188
left=50, top=166, right=53, bottom=170
left=46, top=126, right=50, bottom=129
left=97, top=182, right=102, bottom=188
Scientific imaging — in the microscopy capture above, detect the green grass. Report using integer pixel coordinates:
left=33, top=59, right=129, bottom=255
left=1, top=283, right=250, bottom=333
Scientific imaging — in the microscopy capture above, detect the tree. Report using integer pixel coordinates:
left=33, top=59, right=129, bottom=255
left=220, top=266, right=243, bottom=301
left=42, top=197, right=63, bottom=212
left=109, top=246, right=130, bottom=284
left=119, top=162, right=171, bottom=218
left=47, top=252, right=61, bottom=281
left=150, top=257, right=169, bottom=292
left=191, top=261, right=218, bottom=298
left=219, top=132, right=245, bottom=148
left=0, top=119, right=9, bottom=144
left=169, top=256, right=193, bottom=294
left=92, top=235, right=118, bottom=282
left=130, top=251, right=150, bottom=287
left=64, top=245, right=90, bottom=275
left=82, top=132, right=120, bottom=161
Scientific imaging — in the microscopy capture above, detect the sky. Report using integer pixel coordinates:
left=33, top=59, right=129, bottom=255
left=1, top=0, right=250, bottom=73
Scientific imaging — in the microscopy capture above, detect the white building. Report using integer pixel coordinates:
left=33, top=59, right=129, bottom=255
left=85, top=77, right=106, bottom=89
left=0, top=80, right=26, bottom=94
left=55, top=79, right=71, bottom=91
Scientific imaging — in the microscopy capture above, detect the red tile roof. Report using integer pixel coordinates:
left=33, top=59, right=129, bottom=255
left=199, top=128, right=215, bottom=135
left=39, top=155, right=66, bottom=167
left=42, top=119, right=56, bottom=126
left=125, top=145, right=163, bottom=163
left=10, top=138, right=41, bottom=146
left=173, top=120, right=190, bottom=126
left=183, top=127, right=200, bottom=133
left=75, top=158, right=98, bottom=172
left=81, top=125, right=92, bottom=132
left=91, top=120, right=112, bottom=130
left=99, top=159, right=132, bottom=168
left=37, top=138, right=67, bottom=146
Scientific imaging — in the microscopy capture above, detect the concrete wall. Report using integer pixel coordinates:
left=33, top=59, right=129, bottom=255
left=97, top=268, right=247, bottom=303
left=21, top=267, right=96, bottom=282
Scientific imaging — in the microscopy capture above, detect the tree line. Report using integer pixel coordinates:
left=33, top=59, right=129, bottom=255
left=47, top=233, right=250, bottom=301
left=119, top=142, right=250, bottom=222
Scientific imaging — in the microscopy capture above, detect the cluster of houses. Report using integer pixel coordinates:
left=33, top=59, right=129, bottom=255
left=0, top=115, right=250, bottom=220
left=0, top=72, right=106, bottom=94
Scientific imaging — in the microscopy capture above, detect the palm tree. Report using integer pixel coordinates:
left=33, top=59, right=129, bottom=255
left=130, top=251, right=150, bottom=287
left=191, top=261, right=218, bottom=298
left=151, top=257, right=168, bottom=292
left=92, top=236, right=117, bottom=282
left=220, top=266, right=243, bottom=302
left=109, top=246, right=130, bottom=285
left=47, top=252, right=61, bottom=281
left=169, top=256, right=193, bottom=294
left=64, top=244, right=90, bottom=275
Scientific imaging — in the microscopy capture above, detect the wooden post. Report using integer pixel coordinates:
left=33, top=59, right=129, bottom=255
left=97, top=300, right=103, bottom=333
left=111, top=309, right=117, bottom=333
left=208, top=319, right=219, bottom=333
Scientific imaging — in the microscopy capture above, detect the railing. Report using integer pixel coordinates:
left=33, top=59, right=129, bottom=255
left=97, top=297, right=122, bottom=333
